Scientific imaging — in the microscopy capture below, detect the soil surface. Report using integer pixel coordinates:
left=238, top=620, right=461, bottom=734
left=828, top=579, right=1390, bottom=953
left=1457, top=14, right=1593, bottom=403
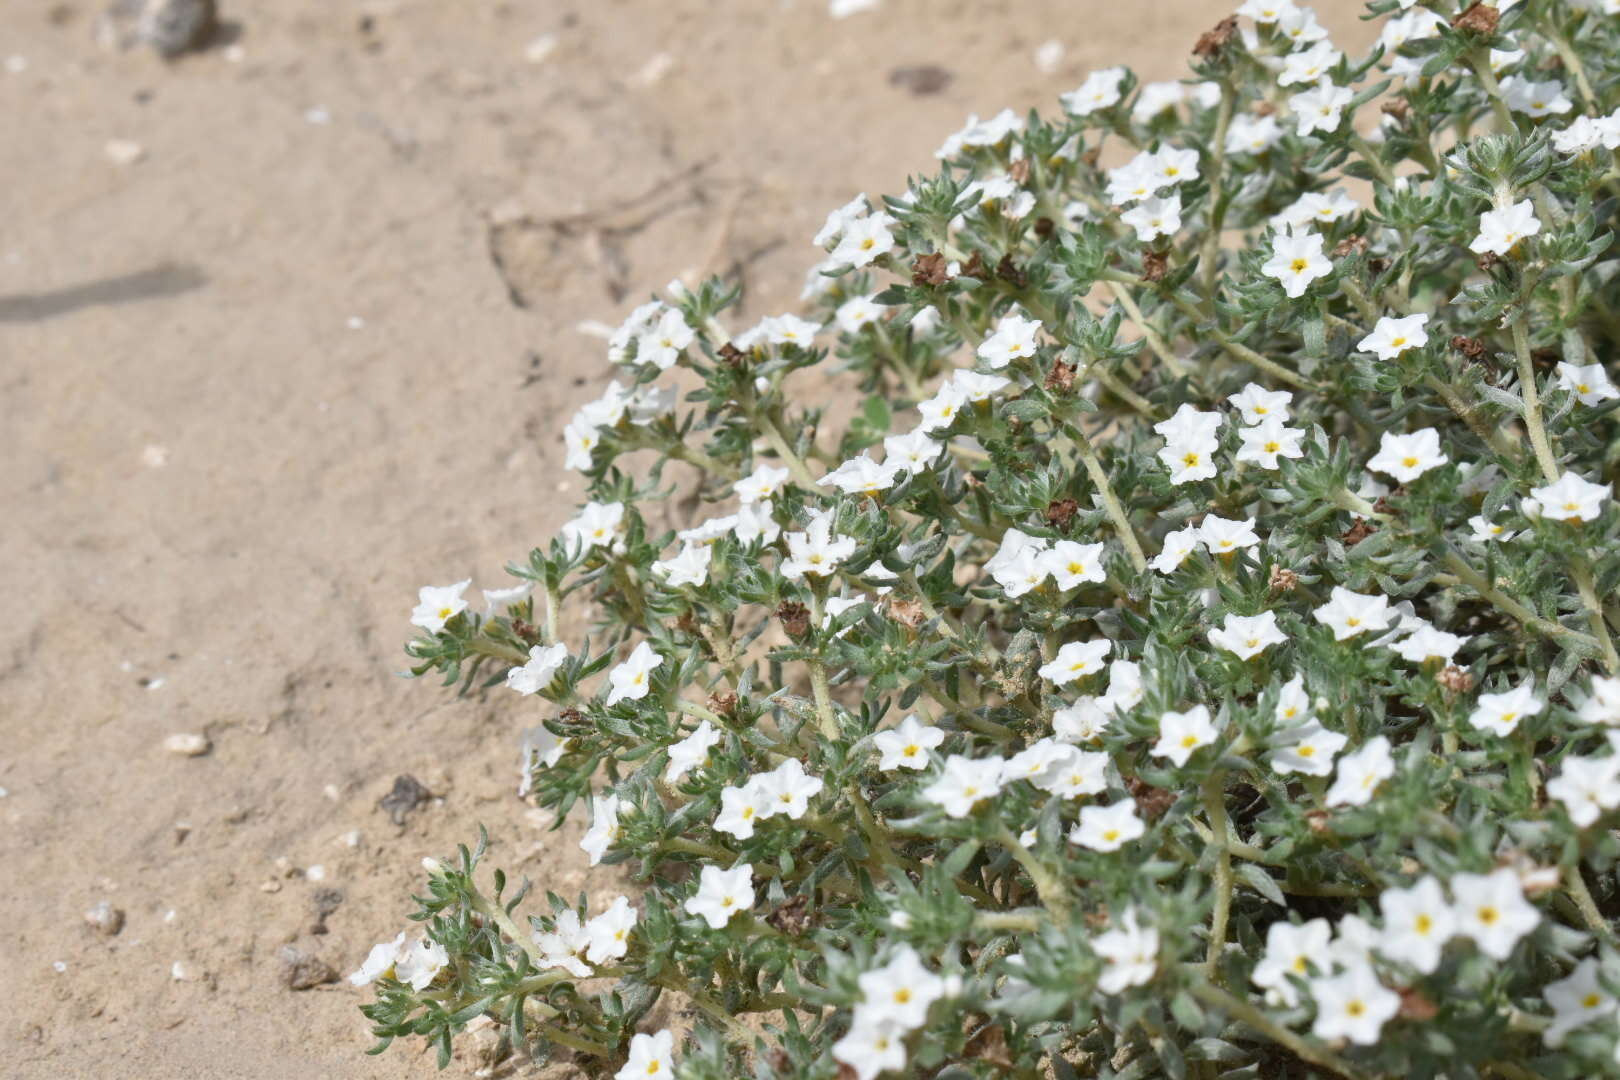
left=1, top=2, right=1370, bottom=1075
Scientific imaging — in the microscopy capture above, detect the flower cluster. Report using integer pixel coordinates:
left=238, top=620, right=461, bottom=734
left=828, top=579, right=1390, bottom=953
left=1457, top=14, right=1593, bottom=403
left=362, top=1, right=1620, bottom=1077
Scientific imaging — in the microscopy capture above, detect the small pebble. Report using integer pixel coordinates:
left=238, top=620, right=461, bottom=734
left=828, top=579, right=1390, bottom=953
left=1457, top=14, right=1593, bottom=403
left=322, top=784, right=340, bottom=801
left=163, top=909, right=177, bottom=923
left=336, top=830, right=361, bottom=848
left=523, top=32, right=556, bottom=64
left=141, top=444, right=169, bottom=467
left=345, top=315, right=364, bottom=330
left=170, top=961, right=189, bottom=981
left=85, top=901, right=127, bottom=936
left=278, top=945, right=338, bottom=990
left=829, top=0, right=881, bottom=16
left=5, top=55, right=28, bottom=74
left=53, top=960, right=67, bottom=973
left=223, top=43, right=244, bottom=63
left=273, top=855, right=296, bottom=878
left=629, top=52, right=673, bottom=87
left=304, top=105, right=332, bottom=125
left=163, top=733, right=210, bottom=757
left=1034, top=39, right=1065, bottom=74
left=105, top=139, right=146, bottom=165
left=305, top=864, right=327, bottom=882
left=259, top=880, right=281, bottom=894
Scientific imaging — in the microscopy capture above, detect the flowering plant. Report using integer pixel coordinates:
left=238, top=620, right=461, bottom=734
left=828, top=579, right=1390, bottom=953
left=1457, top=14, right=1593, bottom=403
left=357, top=1, right=1620, bottom=1076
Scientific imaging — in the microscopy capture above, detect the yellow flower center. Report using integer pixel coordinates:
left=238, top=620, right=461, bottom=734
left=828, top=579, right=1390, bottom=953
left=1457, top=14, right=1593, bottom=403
left=438, top=607, right=453, bottom=619
left=1181, top=734, right=1199, bottom=748
left=1415, top=914, right=1432, bottom=935
left=903, top=744, right=919, bottom=757
left=1403, top=456, right=1419, bottom=468
left=1583, top=993, right=1603, bottom=1009
left=1391, top=336, right=1407, bottom=347
left=1183, top=451, right=1202, bottom=467
left=1299, top=745, right=1316, bottom=758
left=1103, top=829, right=1120, bottom=842
left=1265, top=441, right=1280, bottom=453
left=1347, top=1000, right=1366, bottom=1018
left=1477, top=906, right=1499, bottom=926
left=1290, top=258, right=1308, bottom=273
left=894, top=988, right=912, bottom=1004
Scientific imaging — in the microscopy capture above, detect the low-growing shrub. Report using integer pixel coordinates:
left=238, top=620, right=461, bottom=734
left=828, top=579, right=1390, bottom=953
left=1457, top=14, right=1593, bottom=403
left=355, top=2, right=1620, bottom=1076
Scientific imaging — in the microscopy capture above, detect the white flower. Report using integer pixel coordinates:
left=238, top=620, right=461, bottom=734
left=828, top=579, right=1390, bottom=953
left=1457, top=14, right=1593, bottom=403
left=733, top=501, right=780, bottom=545
left=1236, top=416, right=1305, bottom=469
left=652, top=542, right=712, bottom=587
left=1199, top=515, right=1260, bottom=555
left=1367, top=428, right=1448, bottom=483
left=1053, top=696, right=1113, bottom=743
left=1543, top=958, right=1618, bottom=1047
left=576, top=381, right=630, bottom=430
left=782, top=516, right=858, bottom=579
left=1060, top=66, right=1127, bottom=115
left=922, top=754, right=1006, bottom=818
left=1357, top=313, right=1430, bottom=360
left=1313, top=587, right=1393, bottom=641
left=951, top=368, right=1010, bottom=401
left=883, top=429, right=943, bottom=476
left=1038, top=541, right=1107, bottom=590
left=1262, top=226, right=1333, bottom=297
left=1152, top=146, right=1201, bottom=186
left=1034, top=746, right=1110, bottom=798
left=483, top=581, right=534, bottom=617
left=1579, top=675, right=1620, bottom=726
left=411, top=579, right=471, bottom=633
left=1270, top=720, right=1347, bottom=777
left=1276, top=5, right=1328, bottom=43
left=1209, top=612, right=1288, bottom=660
left=1451, top=866, right=1540, bottom=960
left=1554, top=114, right=1613, bottom=154
left=349, top=932, right=406, bottom=986
left=763, top=313, right=823, bottom=347
left=714, top=781, right=766, bottom=839
left=1226, top=113, right=1284, bottom=154
left=1069, top=798, right=1145, bottom=852
left=684, top=862, right=755, bottom=930
left=665, top=720, right=722, bottom=784
left=820, top=452, right=902, bottom=496
left=1106, top=153, right=1161, bottom=205
left=1002, top=737, right=1078, bottom=786
left=1468, top=514, right=1519, bottom=543
left=977, top=312, right=1042, bottom=369
left=857, top=946, right=946, bottom=1029
left=564, top=419, right=601, bottom=471
left=1121, top=193, right=1182, bottom=241
left=561, top=501, right=625, bottom=553
left=814, top=193, right=870, bottom=247
left=1556, top=361, right=1619, bottom=406
left=1092, top=908, right=1159, bottom=993
left=1278, top=40, right=1343, bottom=87
left=608, top=299, right=665, bottom=362
left=1289, top=78, right=1353, bottom=136
left=1154, top=402, right=1224, bottom=484
left=1389, top=624, right=1466, bottom=664
left=875, top=714, right=946, bottom=771
left=606, top=641, right=664, bottom=706
left=1252, top=918, right=1330, bottom=1007
left=1470, top=199, right=1541, bottom=256
left=1467, top=678, right=1543, bottom=737
left=1039, top=640, right=1113, bottom=685
left=616, top=1030, right=674, bottom=1080
left=1230, top=383, right=1293, bottom=425
left=1310, top=963, right=1400, bottom=1045
left=831, top=1013, right=908, bottom=1080
left=580, top=794, right=622, bottom=866
left=634, top=308, right=695, bottom=370
left=1377, top=876, right=1458, bottom=975
left=735, top=463, right=790, bottom=504
left=835, top=294, right=884, bottom=334
left=1237, top=0, right=1301, bottom=21
left=756, top=758, right=824, bottom=820
left=1153, top=705, right=1219, bottom=766
left=507, top=643, right=569, bottom=696
left=935, top=108, right=1023, bottom=157
left=1500, top=75, right=1572, bottom=118
left=1547, top=754, right=1620, bottom=828
left=1150, top=525, right=1200, bottom=574
left=1276, top=674, right=1312, bottom=725
left=823, top=594, right=865, bottom=638
left=830, top=212, right=897, bottom=269
left=916, top=383, right=968, bottom=432
left=1132, top=81, right=1185, bottom=123
left=1530, top=472, right=1611, bottom=522
left=393, top=936, right=448, bottom=991
left=1272, top=188, right=1358, bottom=230
left=1103, top=658, right=1144, bottom=712
left=534, top=909, right=593, bottom=977
left=1325, top=736, right=1395, bottom=807
left=584, top=896, right=638, bottom=964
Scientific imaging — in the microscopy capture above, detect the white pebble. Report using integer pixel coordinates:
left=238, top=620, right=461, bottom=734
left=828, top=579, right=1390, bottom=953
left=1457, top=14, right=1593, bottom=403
left=223, top=44, right=245, bottom=63
left=829, top=0, right=881, bottom=16
left=322, top=784, right=340, bottom=801
left=145, top=676, right=166, bottom=691
left=1034, top=39, right=1065, bottom=74
left=5, top=55, right=28, bottom=74
left=52, top=960, right=67, bottom=973
left=171, top=961, right=189, bottom=981
left=305, top=864, right=327, bottom=881
left=141, top=444, right=169, bottom=467
left=337, top=830, right=362, bottom=848
left=630, top=52, right=674, bottom=87
left=105, top=139, right=146, bottom=165
left=304, top=105, right=332, bottom=125
left=164, top=909, right=177, bottom=923
left=346, top=315, right=365, bottom=330
left=524, top=33, right=557, bottom=64
left=163, top=733, right=210, bottom=757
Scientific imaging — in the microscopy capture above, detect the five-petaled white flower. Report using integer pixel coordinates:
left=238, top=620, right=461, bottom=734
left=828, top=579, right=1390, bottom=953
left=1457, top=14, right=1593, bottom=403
left=1227, top=113, right=1284, bottom=155
left=580, top=794, right=622, bottom=866
left=1500, top=75, right=1573, bottom=118
left=1121, top=194, right=1183, bottom=241
left=1278, top=40, right=1342, bottom=87
left=1237, top=0, right=1301, bottom=22
left=1543, top=958, right=1618, bottom=1048
left=1034, top=745, right=1110, bottom=798
left=1377, top=876, right=1458, bottom=975
left=756, top=758, right=825, bottom=820
left=875, top=713, right=946, bottom=771
left=350, top=932, right=407, bottom=986
left=1270, top=720, right=1347, bottom=777
left=782, top=515, right=859, bottom=579
left=411, top=579, right=471, bottom=633
left=1199, top=515, right=1261, bottom=555
left=652, top=542, right=712, bottom=588
left=1471, top=200, right=1542, bottom=256
left=977, top=312, right=1042, bottom=369
left=534, top=909, right=593, bottom=977
left=1529, top=472, right=1610, bottom=522
left=1289, top=78, right=1353, bottom=136
left=1451, top=866, right=1540, bottom=960
left=1367, top=427, right=1448, bottom=483
left=1276, top=673, right=1312, bottom=725
left=585, top=895, right=638, bottom=963
left=1467, top=678, right=1543, bottom=737
left=684, top=862, right=755, bottom=930
left=615, top=1030, right=675, bottom=1080
left=507, top=642, right=569, bottom=696
left=1252, top=918, right=1331, bottom=1007
left=1547, top=754, right=1620, bottom=828
left=1389, top=624, right=1466, bottom=664
left=1153, top=704, right=1219, bottom=766
left=562, top=500, right=626, bottom=553
left=1039, top=639, right=1114, bottom=685
left=715, top=781, right=766, bottom=839
left=1038, top=540, right=1107, bottom=590
left=857, top=946, right=947, bottom=1029
left=1228, top=383, right=1293, bottom=424
left=831, top=1015, right=908, bottom=1080
left=1209, top=612, right=1288, bottom=660
left=1060, top=66, right=1127, bottom=115
left=1155, top=403, right=1224, bottom=484
left=1236, top=415, right=1306, bottom=469
left=1358, top=313, right=1431, bottom=360
left=1579, top=675, right=1620, bottom=727
left=1310, top=963, right=1400, bottom=1045
left=922, top=754, right=1007, bottom=818
left=830, top=212, right=897, bottom=269
left=1262, top=226, right=1333, bottom=297
left=1325, top=736, right=1395, bottom=807
left=606, top=641, right=664, bottom=705
left=1092, top=908, right=1159, bottom=993
left=1313, top=586, right=1394, bottom=641
left=665, top=719, right=722, bottom=784
left=634, top=308, right=695, bottom=371
left=1556, top=361, right=1619, bottom=406
left=1069, top=798, right=1145, bottom=852
left=734, top=463, right=790, bottom=504
left=1151, top=525, right=1201, bottom=574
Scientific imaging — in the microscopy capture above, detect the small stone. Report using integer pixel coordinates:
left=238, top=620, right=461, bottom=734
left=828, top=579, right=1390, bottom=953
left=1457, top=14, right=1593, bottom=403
left=336, top=829, right=361, bottom=848
left=377, top=774, right=433, bottom=826
left=277, top=945, right=338, bottom=990
left=259, top=880, right=281, bottom=893
left=170, top=961, right=190, bottom=981
left=273, top=855, right=296, bottom=878
left=53, top=960, right=67, bottom=973
left=97, top=0, right=217, bottom=59
left=140, top=444, right=169, bottom=467
left=163, top=733, right=210, bottom=757
left=322, top=784, right=340, bottom=801
left=304, top=864, right=326, bottom=882
left=5, top=56, right=28, bottom=74
left=304, top=105, right=332, bottom=125
left=85, top=901, right=126, bottom=936
left=105, top=139, right=145, bottom=165
left=1033, top=39, right=1064, bottom=74
left=523, top=32, right=556, bottom=64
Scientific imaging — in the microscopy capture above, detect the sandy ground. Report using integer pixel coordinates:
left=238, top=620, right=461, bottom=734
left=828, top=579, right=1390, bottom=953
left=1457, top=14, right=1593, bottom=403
left=2, top=2, right=1372, bottom=1076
